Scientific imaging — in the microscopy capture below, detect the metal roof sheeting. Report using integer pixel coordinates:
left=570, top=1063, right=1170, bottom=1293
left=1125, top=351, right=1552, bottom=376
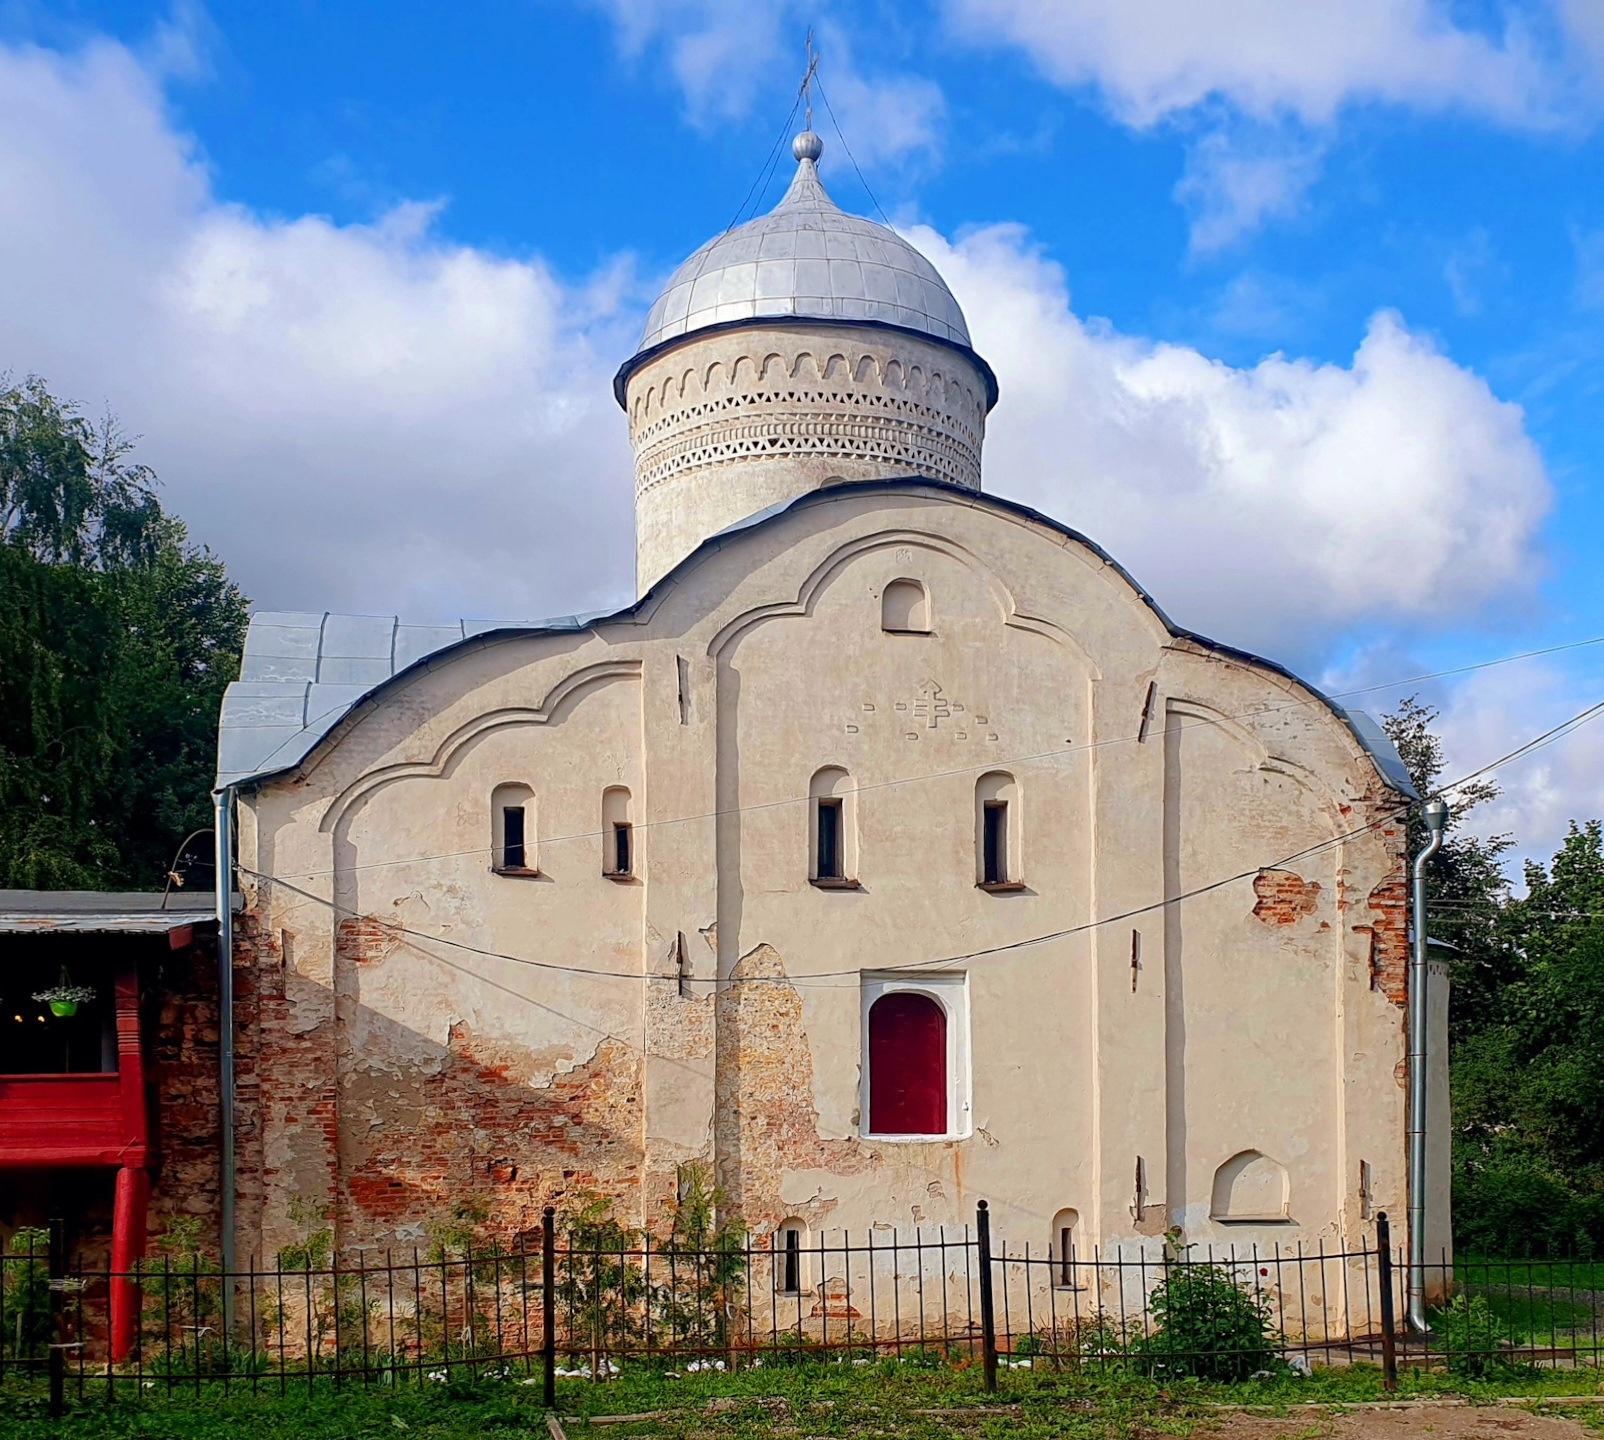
left=0, top=891, right=237, bottom=934
left=636, top=154, right=972, bottom=355
left=216, top=610, right=616, bottom=789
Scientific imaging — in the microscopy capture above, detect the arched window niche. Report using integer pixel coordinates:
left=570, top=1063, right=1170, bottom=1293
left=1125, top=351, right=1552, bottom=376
left=491, top=783, right=536, bottom=875
left=774, top=1218, right=808, bottom=1296
left=860, top=972, right=969, bottom=1140
left=975, top=772, right=1023, bottom=891
left=1051, top=1208, right=1082, bottom=1289
left=809, top=766, right=858, bottom=888
left=602, top=786, right=634, bottom=879
left=1210, top=1150, right=1292, bottom=1223
left=881, top=578, right=931, bottom=634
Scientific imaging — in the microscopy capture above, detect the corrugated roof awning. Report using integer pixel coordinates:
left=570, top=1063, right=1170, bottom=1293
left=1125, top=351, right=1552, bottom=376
left=0, top=891, right=241, bottom=935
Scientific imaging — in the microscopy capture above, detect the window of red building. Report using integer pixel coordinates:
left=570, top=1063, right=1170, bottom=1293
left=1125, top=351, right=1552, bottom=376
left=867, top=991, right=947, bottom=1135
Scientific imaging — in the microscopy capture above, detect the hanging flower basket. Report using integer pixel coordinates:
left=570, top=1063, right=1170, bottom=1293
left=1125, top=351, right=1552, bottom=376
left=32, top=983, right=97, bottom=1018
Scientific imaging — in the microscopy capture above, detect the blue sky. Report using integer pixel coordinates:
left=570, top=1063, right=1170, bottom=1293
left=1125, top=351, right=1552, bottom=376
left=2, top=0, right=1603, bottom=865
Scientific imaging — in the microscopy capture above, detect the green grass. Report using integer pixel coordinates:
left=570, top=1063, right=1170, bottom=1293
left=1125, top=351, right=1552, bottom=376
left=5, top=1358, right=1604, bottom=1440
left=1456, top=1256, right=1604, bottom=1290
left=1448, top=1256, right=1604, bottom=1350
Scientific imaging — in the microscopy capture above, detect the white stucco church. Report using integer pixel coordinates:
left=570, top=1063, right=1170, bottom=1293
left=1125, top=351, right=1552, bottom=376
left=216, top=129, right=1444, bottom=1275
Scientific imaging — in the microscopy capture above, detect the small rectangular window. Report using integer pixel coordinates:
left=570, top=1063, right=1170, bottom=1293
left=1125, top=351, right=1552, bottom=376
left=502, top=806, right=527, bottom=871
left=982, top=801, right=1007, bottom=885
left=609, top=822, right=632, bottom=877
left=782, top=1229, right=801, bottom=1293
left=1059, top=1227, right=1074, bottom=1288
left=816, top=799, right=843, bottom=879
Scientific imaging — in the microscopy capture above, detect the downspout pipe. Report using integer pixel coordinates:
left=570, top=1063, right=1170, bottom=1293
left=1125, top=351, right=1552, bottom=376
left=213, top=787, right=236, bottom=1280
left=1408, top=796, right=1448, bottom=1334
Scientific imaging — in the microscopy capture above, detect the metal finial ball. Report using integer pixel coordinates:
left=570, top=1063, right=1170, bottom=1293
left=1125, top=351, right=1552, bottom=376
left=793, top=130, right=824, bottom=162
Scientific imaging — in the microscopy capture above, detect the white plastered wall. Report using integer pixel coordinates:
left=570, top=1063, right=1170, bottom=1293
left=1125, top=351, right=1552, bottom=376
left=236, top=486, right=1412, bottom=1285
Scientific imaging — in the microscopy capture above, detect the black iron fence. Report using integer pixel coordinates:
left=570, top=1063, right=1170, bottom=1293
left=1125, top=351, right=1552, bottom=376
left=4, top=1205, right=1602, bottom=1417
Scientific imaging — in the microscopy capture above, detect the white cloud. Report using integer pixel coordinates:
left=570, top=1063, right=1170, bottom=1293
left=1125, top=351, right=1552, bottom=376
left=588, top=2, right=945, bottom=168
left=0, top=31, right=1553, bottom=681
left=910, top=222, right=1551, bottom=659
left=597, top=0, right=790, bottom=120
left=1576, top=223, right=1604, bottom=309
left=946, top=0, right=1588, bottom=248
left=946, top=0, right=1563, bottom=129
left=1173, top=123, right=1326, bottom=253
left=1444, top=226, right=1500, bottom=316
left=1435, top=657, right=1604, bottom=873
left=0, top=37, right=637, bottom=619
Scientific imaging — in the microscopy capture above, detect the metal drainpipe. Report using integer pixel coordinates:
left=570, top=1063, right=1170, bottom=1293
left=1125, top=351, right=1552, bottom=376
left=213, top=787, right=236, bottom=1280
left=1407, top=796, right=1448, bottom=1334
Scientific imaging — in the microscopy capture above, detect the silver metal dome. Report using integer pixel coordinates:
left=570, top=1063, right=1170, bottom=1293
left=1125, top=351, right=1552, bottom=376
left=636, top=138, right=972, bottom=354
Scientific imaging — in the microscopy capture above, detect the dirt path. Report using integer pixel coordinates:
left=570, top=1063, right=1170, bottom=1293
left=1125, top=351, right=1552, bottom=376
left=1209, top=1406, right=1597, bottom=1440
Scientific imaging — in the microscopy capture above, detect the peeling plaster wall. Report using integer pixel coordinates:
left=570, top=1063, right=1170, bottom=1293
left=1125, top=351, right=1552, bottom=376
left=233, top=486, right=1415, bottom=1271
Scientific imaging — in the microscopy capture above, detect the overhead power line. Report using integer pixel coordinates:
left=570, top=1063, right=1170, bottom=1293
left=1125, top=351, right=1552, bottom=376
left=236, top=689, right=1604, bottom=992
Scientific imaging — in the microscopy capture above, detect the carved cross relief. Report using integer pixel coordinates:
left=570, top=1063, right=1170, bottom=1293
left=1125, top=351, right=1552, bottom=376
left=845, top=679, right=996, bottom=741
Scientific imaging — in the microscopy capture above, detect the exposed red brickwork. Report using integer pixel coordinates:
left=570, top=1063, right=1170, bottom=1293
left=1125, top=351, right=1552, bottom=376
left=714, top=944, right=875, bottom=1233
left=1251, top=869, right=1321, bottom=924
left=335, top=915, right=403, bottom=966
left=1361, top=871, right=1410, bottom=1006
left=145, top=933, right=225, bottom=1249
left=38, top=918, right=263, bottom=1264
left=338, top=1026, right=643, bottom=1248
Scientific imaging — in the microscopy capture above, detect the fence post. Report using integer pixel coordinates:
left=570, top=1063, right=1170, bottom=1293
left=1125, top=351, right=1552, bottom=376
left=542, top=1207, right=556, bottom=1410
left=47, top=1217, right=65, bottom=1420
left=1376, top=1212, right=1398, bottom=1391
left=975, top=1201, right=998, bottom=1394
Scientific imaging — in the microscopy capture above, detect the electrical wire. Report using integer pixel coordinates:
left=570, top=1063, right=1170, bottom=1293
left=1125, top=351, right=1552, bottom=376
left=722, top=90, right=802, bottom=235
left=235, top=689, right=1604, bottom=991
left=812, top=72, right=892, bottom=227
left=260, top=630, right=1604, bottom=883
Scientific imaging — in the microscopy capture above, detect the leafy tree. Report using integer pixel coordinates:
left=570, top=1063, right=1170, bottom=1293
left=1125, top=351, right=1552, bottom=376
left=1452, top=823, right=1604, bottom=1253
left=0, top=376, right=248, bottom=889
left=1381, top=697, right=1514, bottom=1033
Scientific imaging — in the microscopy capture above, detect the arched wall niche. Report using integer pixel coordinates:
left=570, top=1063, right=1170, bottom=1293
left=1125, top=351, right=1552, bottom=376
left=1051, top=1208, right=1081, bottom=1287
left=706, top=529, right=1100, bottom=677
left=975, top=771, right=1021, bottom=887
left=491, top=782, right=535, bottom=873
left=627, top=342, right=986, bottom=427
left=881, top=577, right=931, bottom=633
left=1210, top=1150, right=1291, bottom=1222
left=808, top=765, right=857, bottom=883
left=602, top=785, right=634, bottom=878
left=775, top=1217, right=808, bottom=1295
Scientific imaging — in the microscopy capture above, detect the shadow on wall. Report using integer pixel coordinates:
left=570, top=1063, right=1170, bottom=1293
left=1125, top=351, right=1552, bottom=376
left=251, top=936, right=652, bottom=1257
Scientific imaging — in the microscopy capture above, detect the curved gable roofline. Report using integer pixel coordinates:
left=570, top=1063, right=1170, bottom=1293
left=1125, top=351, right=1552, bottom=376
left=215, top=477, right=1416, bottom=801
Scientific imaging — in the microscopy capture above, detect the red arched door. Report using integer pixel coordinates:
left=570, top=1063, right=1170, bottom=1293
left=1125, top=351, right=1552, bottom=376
left=868, top=992, right=947, bottom=1135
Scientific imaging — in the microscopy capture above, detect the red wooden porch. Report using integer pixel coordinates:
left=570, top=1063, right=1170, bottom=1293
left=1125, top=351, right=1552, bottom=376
left=0, top=892, right=220, bottom=1362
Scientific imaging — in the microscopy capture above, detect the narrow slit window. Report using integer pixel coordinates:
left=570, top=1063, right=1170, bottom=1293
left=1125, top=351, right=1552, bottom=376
left=1051, top=1208, right=1080, bottom=1288
left=502, top=806, right=527, bottom=870
left=816, top=799, right=843, bottom=880
left=492, top=784, right=535, bottom=873
left=602, top=786, right=634, bottom=879
left=982, top=802, right=1007, bottom=885
left=975, top=772, right=1020, bottom=889
left=782, top=1228, right=801, bottom=1293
